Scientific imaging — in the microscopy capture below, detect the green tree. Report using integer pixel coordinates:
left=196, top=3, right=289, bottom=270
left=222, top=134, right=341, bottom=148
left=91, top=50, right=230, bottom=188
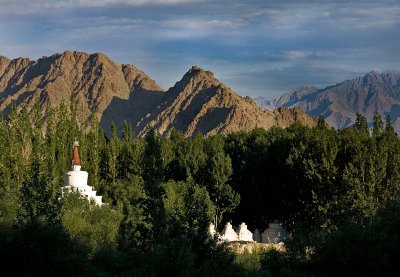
left=372, top=112, right=384, bottom=137
left=385, top=115, right=396, bottom=137
left=167, top=130, right=207, bottom=182
left=107, top=121, right=119, bottom=183
left=61, top=193, right=123, bottom=251
left=163, top=179, right=215, bottom=242
left=118, top=122, right=143, bottom=180
left=115, top=177, right=151, bottom=251
left=142, top=129, right=166, bottom=244
left=202, top=136, right=239, bottom=228
left=86, top=115, right=104, bottom=190
left=354, top=113, right=369, bottom=135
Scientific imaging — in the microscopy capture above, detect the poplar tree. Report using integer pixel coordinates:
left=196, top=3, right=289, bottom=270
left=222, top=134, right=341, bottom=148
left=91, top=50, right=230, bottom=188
left=373, top=112, right=384, bottom=138
left=202, top=136, right=239, bottom=228
left=142, top=128, right=166, bottom=244
left=107, top=121, right=119, bottom=184
left=354, top=113, right=369, bottom=135
left=87, top=115, right=103, bottom=190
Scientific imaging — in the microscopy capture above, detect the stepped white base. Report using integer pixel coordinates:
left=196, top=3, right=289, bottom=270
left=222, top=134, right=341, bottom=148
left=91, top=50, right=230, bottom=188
left=61, top=185, right=103, bottom=206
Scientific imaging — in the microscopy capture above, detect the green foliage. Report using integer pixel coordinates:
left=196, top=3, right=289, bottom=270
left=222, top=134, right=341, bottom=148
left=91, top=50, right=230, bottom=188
left=163, top=179, right=215, bottom=242
left=385, top=115, right=396, bottom=137
left=142, top=128, right=167, bottom=244
left=354, top=113, right=369, bottom=135
left=2, top=102, right=400, bottom=275
left=86, top=115, right=105, bottom=190
left=0, top=221, right=93, bottom=276
left=202, top=135, right=240, bottom=227
left=113, top=178, right=152, bottom=251
left=106, top=121, right=119, bottom=183
left=373, top=112, right=384, bottom=137
left=233, top=248, right=264, bottom=275
left=61, top=193, right=123, bottom=251
left=18, top=158, right=61, bottom=224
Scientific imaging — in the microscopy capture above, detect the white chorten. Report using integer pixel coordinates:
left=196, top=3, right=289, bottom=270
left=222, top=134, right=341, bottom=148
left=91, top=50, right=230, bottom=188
left=220, top=222, right=238, bottom=242
left=62, top=141, right=103, bottom=205
left=237, top=222, right=254, bottom=242
left=261, top=222, right=288, bottom=243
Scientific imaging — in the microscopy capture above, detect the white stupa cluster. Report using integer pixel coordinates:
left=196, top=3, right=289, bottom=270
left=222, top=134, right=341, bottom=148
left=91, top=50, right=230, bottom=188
left=59, top=142, right=287, bottom=244
left=209, top=222, right=289, bottom=244
left=61, top=141, right=103, bottom=205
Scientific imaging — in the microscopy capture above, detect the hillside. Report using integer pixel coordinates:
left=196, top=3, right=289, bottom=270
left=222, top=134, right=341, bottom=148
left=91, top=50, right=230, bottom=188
left=258, top=72, right=400, bottom=131
left=0, top=51, right=317, bottom=136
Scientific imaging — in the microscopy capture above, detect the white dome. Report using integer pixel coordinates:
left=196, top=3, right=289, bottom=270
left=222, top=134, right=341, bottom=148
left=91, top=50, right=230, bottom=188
left=237, top=223, right=254, bottom=242
left=64, top=169, right=88, bottom=188
left=220, top=222, right=238, bottom=242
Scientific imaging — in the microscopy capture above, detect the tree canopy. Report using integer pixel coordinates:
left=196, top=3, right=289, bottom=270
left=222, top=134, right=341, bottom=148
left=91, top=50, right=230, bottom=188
left=1, top=107, right=400, bottom=276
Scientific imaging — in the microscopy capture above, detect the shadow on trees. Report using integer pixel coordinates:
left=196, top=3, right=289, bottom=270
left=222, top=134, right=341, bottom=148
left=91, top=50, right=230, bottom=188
left=0, top=220, right=248, bottom=277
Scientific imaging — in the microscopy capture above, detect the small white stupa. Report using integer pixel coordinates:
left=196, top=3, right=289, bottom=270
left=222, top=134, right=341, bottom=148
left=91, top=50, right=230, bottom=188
left=220, top=222, right=238, bottom=242
left=237, top=222, right=254, bottom=242
left=61, top=141, right=103, bottom=205
left=261, top=222, right=288, bottom=244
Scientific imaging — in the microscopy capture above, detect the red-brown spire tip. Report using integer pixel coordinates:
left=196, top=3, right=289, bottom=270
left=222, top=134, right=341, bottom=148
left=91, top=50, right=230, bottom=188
left=72, top=141, right=81, bottom=166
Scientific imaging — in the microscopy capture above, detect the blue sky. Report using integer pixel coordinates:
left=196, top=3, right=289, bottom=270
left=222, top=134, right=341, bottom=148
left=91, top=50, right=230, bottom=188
left=0, top=0, right=399, bottom=98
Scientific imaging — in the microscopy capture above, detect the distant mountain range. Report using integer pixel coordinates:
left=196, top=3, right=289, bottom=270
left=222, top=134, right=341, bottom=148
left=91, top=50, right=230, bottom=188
left=0, top=51, right=316, bottom=136
left=255, top=72, right=400, bottom=131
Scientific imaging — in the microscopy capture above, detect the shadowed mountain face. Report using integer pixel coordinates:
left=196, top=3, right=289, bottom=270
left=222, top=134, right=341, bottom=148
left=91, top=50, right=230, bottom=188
left=0, top=51, right=164, bottom=131
left=257, top=72, right=400, bottom=131
left=132, top=65, right=317, bottom=137
left=0, top=51, right=316, bottom=137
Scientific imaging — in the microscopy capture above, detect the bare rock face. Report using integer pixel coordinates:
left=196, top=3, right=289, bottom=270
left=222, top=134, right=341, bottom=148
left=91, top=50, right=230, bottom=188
left=0, top=51, right=164, bottom=127
left=254, top=87, right=318, bottom=111
left=137, top=66, right=317, bottom=137
left=262, top=72, right=400, bottom=131
left=0, top=51, right=316, bottom=136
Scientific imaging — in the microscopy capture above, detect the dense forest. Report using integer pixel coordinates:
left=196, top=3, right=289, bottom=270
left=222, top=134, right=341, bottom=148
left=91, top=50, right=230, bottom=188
left=1, top=102, right=400, bottom=276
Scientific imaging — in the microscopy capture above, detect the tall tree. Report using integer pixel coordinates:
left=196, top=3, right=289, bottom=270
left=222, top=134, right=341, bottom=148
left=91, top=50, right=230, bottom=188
left=107, top=121, right=120, bottom=184
left=86, top=116, right=104, bottom=190
left=142, top=129, right=166, bottom=244
left=163, top=179, right=215, bottom=242
left=372, top=112, right=384, bottom=138
left=118, top=121, right=143, bottom=180
left=202, top=136, right=239, bottom=228
left=354, top=113, right=369, bottom=136
left=385, top=115, right=396, bottom=137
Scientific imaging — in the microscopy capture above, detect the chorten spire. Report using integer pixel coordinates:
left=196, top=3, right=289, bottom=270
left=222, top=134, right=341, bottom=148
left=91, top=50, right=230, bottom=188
left=63, top=140, right=103, bottom=205
left=72, top=141, right=81, bottom=167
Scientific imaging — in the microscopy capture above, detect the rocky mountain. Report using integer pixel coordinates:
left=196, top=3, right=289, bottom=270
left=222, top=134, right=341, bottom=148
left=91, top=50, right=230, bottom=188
left=259, top=72, right=400, bottom=131
left=254, top=86, right=318, bottom=111
left=253, top=96, right=274, bottom=111
left=0, top=51, right=317, bottom=136
left=0, top=51, right=164, bottom=130
left=135, top=66, right=317, bottom=137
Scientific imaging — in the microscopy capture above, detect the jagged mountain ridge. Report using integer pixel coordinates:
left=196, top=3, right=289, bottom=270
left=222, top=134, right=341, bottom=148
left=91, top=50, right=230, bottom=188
left=0, top=51, right=164, bottom=127
left=254, top=86, right=318, bottom=111
left=0, top=51, right=317, bottom=136
left=257, top=72, right=400, bottom=131
left=136, top=66, right=317, bottom=136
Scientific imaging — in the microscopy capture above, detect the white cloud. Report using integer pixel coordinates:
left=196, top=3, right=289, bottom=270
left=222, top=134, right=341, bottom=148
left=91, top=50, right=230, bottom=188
left=58, top=15, right=249, bottom=40
left=0, top=0, right=206, bottom=14
left=159, top=18, right=248, bottom=38
left=285, top=51, right=312, bottom=59
left=68, top=0, right=204, bottom=7
left=0, top=0, right=398, bottom=99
